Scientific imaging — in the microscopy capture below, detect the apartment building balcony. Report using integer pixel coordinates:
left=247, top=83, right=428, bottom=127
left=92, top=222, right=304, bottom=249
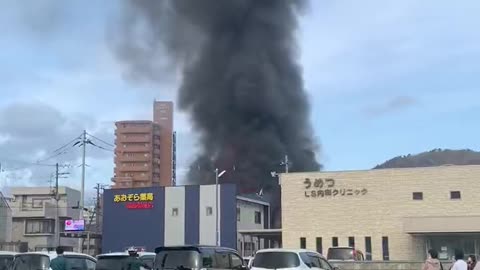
left=116, top=125, right=152, bottom=134
left=115, top=155, right=151, bottom=163
left=115, top=136, right=152, bottom=144
left=116, top=145, right=151, bottom=153
left=115, top=166, right=151, bottom=174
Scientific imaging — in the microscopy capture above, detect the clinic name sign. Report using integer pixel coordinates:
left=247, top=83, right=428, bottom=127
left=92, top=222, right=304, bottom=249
left=303, top=178, right=368, bottom=198
left=113, top=193, right=154, bottom=210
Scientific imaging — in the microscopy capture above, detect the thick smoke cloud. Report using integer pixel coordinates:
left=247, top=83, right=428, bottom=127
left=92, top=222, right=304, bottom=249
left=113, top=0, right=321, bottom=226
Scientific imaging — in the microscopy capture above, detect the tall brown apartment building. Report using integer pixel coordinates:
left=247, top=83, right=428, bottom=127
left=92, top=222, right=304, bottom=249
left=112, top=101, right=174, bottom=188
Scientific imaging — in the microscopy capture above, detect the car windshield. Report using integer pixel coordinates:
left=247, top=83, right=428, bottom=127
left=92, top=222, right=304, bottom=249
left=327, top=249, right=354, bottom=260
left=253, top=252, right=300, bottom=269
left=95, top=256, right=129, bottom=270
left=0, top=256, right=14, bottom=270
left=141, top=255, right=155, bottom=269
left=155, top=250, right=199, bottom=270
left=12, top=254, right=50, bottom=270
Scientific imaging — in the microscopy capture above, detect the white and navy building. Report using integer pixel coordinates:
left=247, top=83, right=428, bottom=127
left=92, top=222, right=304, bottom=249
left=102, top=184, right=270, bottom=252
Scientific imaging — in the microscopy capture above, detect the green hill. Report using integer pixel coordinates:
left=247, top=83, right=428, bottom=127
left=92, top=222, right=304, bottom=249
left=374, top=149, right=480, bottom=169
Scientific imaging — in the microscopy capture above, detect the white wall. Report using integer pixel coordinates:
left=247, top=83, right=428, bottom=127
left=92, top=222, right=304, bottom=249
left=237, top=200, right=265, bottom=230
left=164, top=186, right=185, bottom=246
left=199, top=185, right=217, bottom=245
left=236, top=198, right=268, bottom=256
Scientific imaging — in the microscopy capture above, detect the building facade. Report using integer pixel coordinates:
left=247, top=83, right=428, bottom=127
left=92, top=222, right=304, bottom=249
left=103, top=184, right=237, bottom=252
left=10, top=187, right=81, bottom=251
left=0, top=192, right=12, bottom=242
left=112, top=101, right=174, bottom=188
left=236, top=194, right=270, bottom=256
left=102, top=185, right=271, bottom=253
left=153, top=101, right=174, bottom=186
left=281, top=165, right=480, bottom=261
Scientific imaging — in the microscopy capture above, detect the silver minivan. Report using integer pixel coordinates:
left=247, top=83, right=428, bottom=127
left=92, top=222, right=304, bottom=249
left=154, top=246, right=247, bottom=270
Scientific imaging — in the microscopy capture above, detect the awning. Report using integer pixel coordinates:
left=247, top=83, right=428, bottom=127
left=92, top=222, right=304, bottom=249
left=404, top=216, right=480, bottom=234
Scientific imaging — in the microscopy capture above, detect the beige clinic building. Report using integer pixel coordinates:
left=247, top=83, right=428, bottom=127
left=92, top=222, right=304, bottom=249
left=281, top=165, right=480, bottom=261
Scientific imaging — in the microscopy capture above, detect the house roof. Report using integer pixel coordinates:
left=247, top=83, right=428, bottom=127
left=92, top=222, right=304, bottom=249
left=237, top=193, right=270, bottom=206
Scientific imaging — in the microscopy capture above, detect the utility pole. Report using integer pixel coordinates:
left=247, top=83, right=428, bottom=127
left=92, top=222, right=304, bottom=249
left=214, top=169, right=226, bottom=246
left=215, top=168, right=219, bottom=246
left=281, top=155, right=290, bottom=173
left=79, top=129, right=87, bottom=252
left=54, top=163, right=69, bottom=247
left=55, top=163, right=60, bottom=247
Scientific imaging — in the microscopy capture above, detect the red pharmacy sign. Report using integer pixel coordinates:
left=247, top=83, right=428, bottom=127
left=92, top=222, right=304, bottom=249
left=126, top=202, right=154, bottom=210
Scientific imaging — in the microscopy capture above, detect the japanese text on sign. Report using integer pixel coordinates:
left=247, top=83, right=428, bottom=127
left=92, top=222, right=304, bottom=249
left=114, top=193, right=154, bottom=203
left=303, top=178, right=368, bottom=198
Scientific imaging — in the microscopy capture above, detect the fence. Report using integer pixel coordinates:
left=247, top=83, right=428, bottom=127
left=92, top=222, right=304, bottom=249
left=331, top=261, right=453, bottom=270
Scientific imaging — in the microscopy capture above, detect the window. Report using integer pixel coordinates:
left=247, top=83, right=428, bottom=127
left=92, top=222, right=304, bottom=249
left=382, top=236, right=389, bottom=261
left=365, top=237, right=372, bottom=261
left=254, top=211, right=261, bottom=224
left=206, top=207, right=213, bottom=216
left=319, top=258, right=333, bottom=270
left=25, top=219, right=55, bottom=234
left=236, top=208, right=240, bottom=221
left=450, top=191, right=461, bottom=200
left=230, top=253, right=243, bottom=270
left=348, top=236, right=355, bottom=247
left=299, top=253, right=321, bottom=268
left=332, top=237, right=338, bottom=247
left=316, top=237, right=323, bottom=254
left=215, top=252, right=230, bottom=268
left=300, top=237, right=306, bottom=249
left=32, top=199, right=48, bottom=208
left=253, top=252, right=300, bottom=268
left=413, top=192, right=423, bottom=200
left=171, top=208, right=179, bottom=216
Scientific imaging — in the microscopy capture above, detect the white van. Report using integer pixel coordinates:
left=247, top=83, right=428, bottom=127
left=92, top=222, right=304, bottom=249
left=12, top=251, right=96, bottom=270
left=0, top=251, right=17, bottom=270
left=251, top=249, right=337, bottom=270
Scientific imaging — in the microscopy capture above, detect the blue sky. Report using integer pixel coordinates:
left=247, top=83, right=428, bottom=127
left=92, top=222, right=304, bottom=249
left=0, top=0, right=479, bottom=197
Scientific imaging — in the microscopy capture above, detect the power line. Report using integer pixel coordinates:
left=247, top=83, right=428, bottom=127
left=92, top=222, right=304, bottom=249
left=86, top=132, right=114, bottom=148
left=52, top=134, right=83, bottom=154
left=87, top=141, right=114, bottom=153
left=36, top=134, right=83, bottom=163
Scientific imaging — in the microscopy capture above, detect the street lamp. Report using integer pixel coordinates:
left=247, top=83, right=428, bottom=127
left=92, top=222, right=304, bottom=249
left=215, top=168, right=226, bottom=246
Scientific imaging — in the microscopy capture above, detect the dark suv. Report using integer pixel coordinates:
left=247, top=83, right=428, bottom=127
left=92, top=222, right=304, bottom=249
left=327, top=247, right=364, bottom=261
left=154, top=246, right=247, bottom=270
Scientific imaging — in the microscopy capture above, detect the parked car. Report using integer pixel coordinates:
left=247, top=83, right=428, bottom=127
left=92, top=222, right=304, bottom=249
left=243, top=256, right=254, bottom=268
left=250, top=249, right=337, bottom=270
left=327, top=247, right=364, bottom=261
left=0, top=252, right=17, bottom=270
left=96, top=252, right=155, bottom=270
left=154, top=245, right=247, bottom=270
left=12, top=251, right=96, bottom=270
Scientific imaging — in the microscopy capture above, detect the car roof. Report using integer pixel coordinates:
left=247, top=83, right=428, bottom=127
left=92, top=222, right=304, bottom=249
left=154, top=245, right=238, bottom=254
left=97, top=252, right=156, bottom=257
left=16, top=252, right=96, bottom=261
left=0, top=251, right=17, bottom=256
left=255, top=249, right=326, bottom=258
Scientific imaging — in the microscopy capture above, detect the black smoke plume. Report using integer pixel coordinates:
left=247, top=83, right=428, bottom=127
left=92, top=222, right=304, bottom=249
left=112, top=0, right=321, bottom=227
